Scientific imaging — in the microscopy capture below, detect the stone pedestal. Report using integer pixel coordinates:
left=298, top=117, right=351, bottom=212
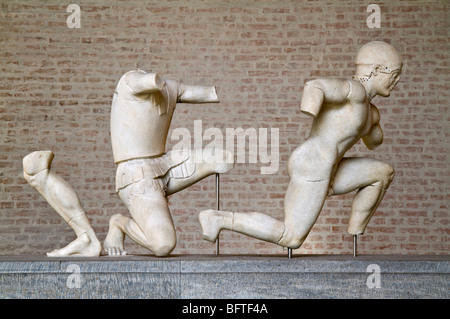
left=0, top=255, right=448, bottom=299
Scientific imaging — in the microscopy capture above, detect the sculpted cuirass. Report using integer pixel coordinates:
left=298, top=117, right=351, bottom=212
left=110, top=70, right=179, bottom=164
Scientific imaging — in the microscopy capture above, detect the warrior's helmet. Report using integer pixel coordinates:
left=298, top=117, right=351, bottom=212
left=355, top=41, right=402, bottom=77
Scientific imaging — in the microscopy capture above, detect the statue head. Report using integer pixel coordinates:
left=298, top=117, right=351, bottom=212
left=354, top=41, right=402, bottom=97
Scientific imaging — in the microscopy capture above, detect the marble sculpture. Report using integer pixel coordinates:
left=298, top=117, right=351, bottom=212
left=23, top=150, right=102, bottom=257
left=23, top=41, right=401, bottom=257
left=199, top=41, right=402, bottom=252
left=104, top=71, right=234, bottom=256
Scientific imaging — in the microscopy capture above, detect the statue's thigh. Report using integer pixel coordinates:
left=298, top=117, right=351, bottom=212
left=331, top=157, right=392, bottom=195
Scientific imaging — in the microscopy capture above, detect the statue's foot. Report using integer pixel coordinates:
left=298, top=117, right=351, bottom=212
left=47, top=229, right=101, bottom=257
left=103, top=214, right=127, bottom=256
left=198, top=209, right=225, bottom=242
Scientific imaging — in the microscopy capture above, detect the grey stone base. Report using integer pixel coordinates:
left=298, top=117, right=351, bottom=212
left=0, top=255, right=448, bottom=299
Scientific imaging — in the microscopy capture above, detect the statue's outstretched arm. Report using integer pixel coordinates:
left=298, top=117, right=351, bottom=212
left=177, top=82, right=220, bottom=104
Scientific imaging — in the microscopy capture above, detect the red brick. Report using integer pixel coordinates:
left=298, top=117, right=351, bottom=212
left=0, top=0, right=448, bottom=256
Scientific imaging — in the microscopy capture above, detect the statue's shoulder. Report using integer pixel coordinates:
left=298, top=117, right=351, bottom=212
left=347, top=79, right=367, bottom=103
left=305, top=77, right=347, bottom=87
left=115, top=70, right=143, bottom=93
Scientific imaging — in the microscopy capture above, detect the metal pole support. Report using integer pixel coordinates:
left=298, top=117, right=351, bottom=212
left=353, top=235, right=357, bottom=257
left=288, top=248, right=292, bottom=259
left=215, top=173, right=220, bottom=255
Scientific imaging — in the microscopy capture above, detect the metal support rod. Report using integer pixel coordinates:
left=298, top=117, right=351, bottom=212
left=288, top=248, right=292, bottom=259
left=353, top=235, right=357, bottom=257
left=215, top=173, right=220, bottom=256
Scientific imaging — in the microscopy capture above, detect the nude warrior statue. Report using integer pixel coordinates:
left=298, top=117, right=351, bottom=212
left=199, top=41, right=402, bottom=251
left=23, top=150, right=102, bottom=257
left=104, top=70, right=234, bottom=256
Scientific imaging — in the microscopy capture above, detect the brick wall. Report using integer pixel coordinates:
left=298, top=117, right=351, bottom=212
left=0, top=0, right=448, bottom=256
